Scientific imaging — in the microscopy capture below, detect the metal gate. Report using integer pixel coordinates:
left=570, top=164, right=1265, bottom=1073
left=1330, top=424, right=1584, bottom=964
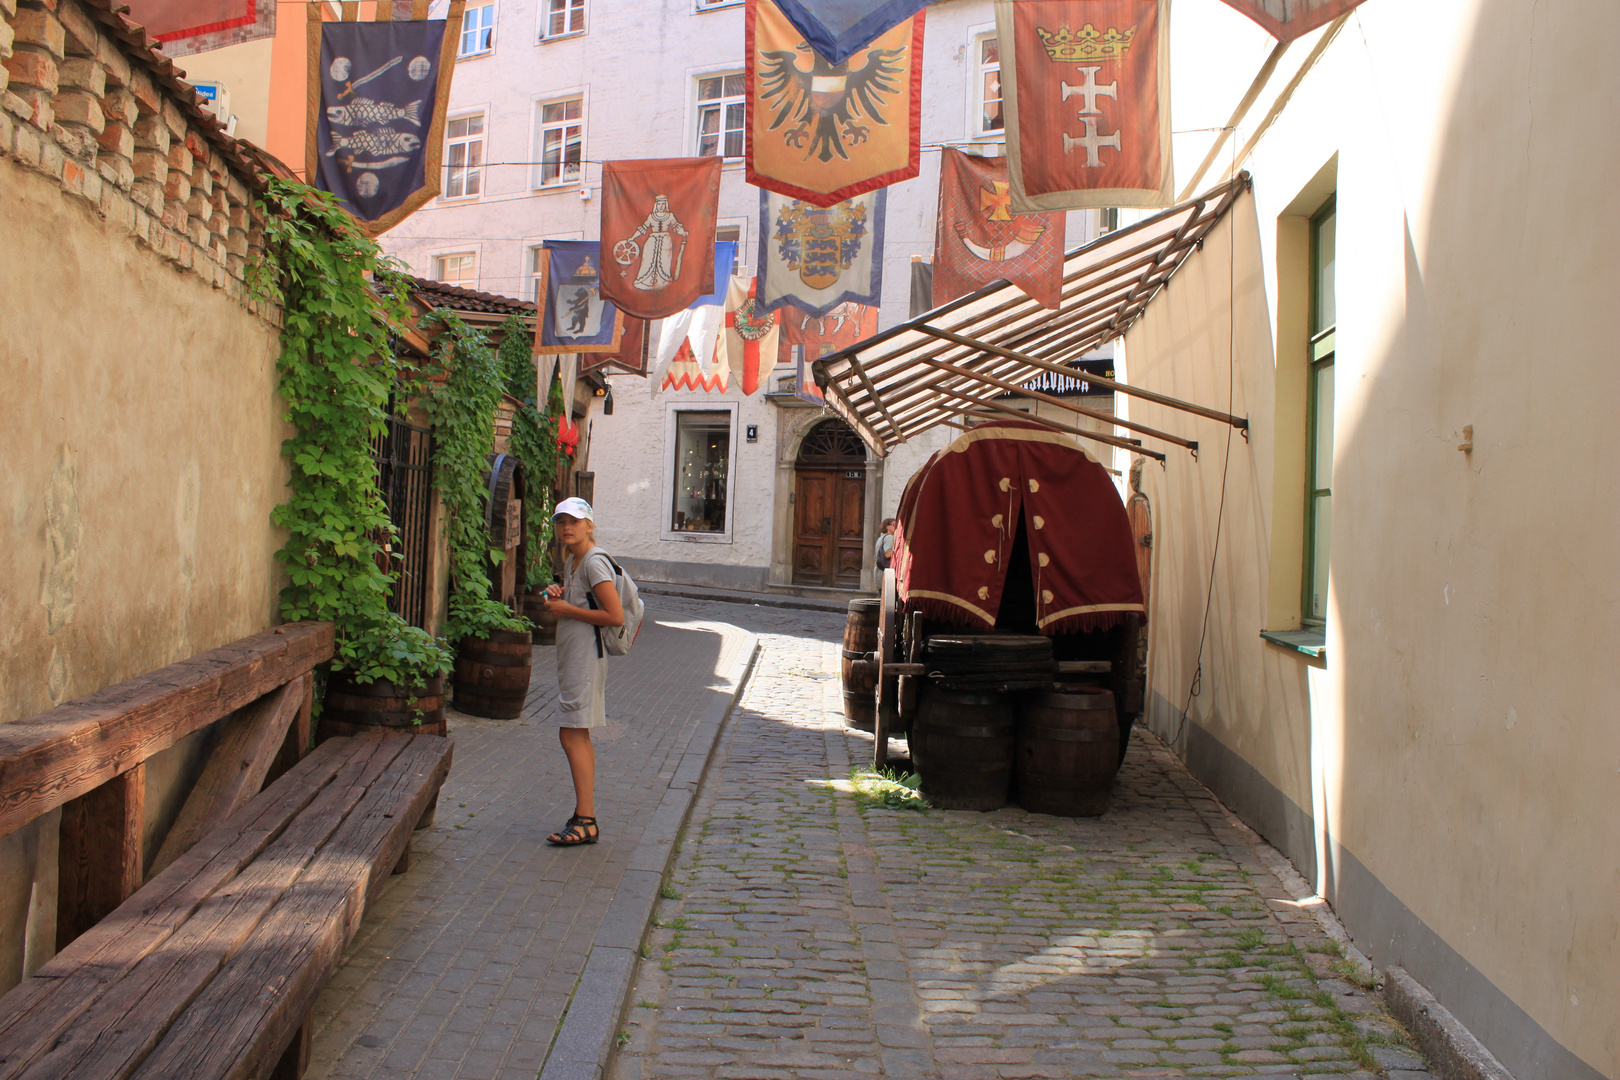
left=373, top=416, right=434, bottom=628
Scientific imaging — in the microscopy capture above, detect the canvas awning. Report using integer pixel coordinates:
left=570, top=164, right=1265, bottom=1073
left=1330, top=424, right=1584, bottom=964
left=813, top=175, right=1252, bottom=461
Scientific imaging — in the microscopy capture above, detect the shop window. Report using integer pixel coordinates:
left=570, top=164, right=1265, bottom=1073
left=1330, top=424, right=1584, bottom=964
left=534, top=97, right=584, bottom=187
left=444, top=113, right=484, bottom=198
left=695, top=73, right=745, bottom=159
left=1303, top=197, right=1336, bottom=626
left=671, top=411, right=731, bottom=534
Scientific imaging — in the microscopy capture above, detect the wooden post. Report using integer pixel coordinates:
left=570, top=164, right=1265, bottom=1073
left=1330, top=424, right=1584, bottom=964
left=270, top=1009, right=314, bottom=1080
left=56, top=764, right=145, bottom=950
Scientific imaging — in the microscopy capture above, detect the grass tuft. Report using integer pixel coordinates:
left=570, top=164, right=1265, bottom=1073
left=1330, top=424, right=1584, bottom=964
left=850, top=767, right=930, bottom=810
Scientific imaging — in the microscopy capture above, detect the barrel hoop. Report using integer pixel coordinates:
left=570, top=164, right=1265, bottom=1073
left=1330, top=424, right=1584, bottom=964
left=1021, top=726, right=1115, bottom=743
left=920, top=724, right=1013, bottom=739
left=841, top=649, right=874, bottom=660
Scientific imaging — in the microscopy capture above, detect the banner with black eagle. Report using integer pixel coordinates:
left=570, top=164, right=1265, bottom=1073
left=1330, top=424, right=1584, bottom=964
left=746, top=0, right=923, bottom=207
left=307, top=3, right=464, bottom=235
left=997, top=0, right=1173, bottom=211
left=600, top=157, right=723, bottom=319
left=536, top=241, right=626, bottom=355
left=934, top=148, right=1066, bottom=309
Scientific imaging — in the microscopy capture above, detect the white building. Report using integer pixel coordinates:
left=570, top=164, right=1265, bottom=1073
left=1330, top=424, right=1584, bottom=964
left=381, top=0, right=1117, bottom=594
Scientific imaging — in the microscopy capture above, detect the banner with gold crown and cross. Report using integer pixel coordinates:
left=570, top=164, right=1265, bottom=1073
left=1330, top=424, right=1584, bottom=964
left=997, top=0, right=1173, bottom=212
left=746, top=0, right=924, bottom=208
left=934, top=148, right=1066, bottom=309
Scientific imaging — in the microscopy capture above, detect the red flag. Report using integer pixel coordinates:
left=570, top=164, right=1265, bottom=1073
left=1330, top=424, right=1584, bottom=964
left=780, top=301, right=878, bottom=349
left=721, top=278, right=781, bottom=397
left=998, top=0, right=1172, bottom=211
left=581, top=317, right=651, bottom=376
left=600, top=158, right=722, bottom=318
left=934, top=149, right=1066, bottom=309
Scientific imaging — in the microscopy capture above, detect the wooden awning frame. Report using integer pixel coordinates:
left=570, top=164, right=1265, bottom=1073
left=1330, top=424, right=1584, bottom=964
left=813, top=174, right=1253, bottom=460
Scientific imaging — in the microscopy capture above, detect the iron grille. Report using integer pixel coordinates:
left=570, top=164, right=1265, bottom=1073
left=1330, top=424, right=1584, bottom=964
left=372, top=416, right=434, bottom=628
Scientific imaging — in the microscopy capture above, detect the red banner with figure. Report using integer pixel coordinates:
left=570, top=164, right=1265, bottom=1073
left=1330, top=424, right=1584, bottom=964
left=998, top=0, right=1172, bottom=211
left=934, top=149, right=1066, bottom=309
left=600, top=157, right=722, bottom=319
left=746, top=0, right=923, bottom=208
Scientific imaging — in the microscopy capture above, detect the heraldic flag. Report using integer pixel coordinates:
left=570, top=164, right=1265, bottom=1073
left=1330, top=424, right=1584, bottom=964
left=935, top=148, right=1066, bottom=310
left=1217, top=0, right=1368, bottom=41
left=757, top=188, right=887, bottom=317
left=311, top=16, right=461, bottom=231
left=582, top=317, right=651, bottom=377
left=600, top=158, right=723, bottom=319
left=538, top=241, right=626, bottom=355
left=782, top=300, right=878, bottom=350
left=746, top=0, right=923, bottom=208
left=770, top=0, right=931, bottom=65
left=720, top=278, right=782, bottom=397
left=997, top=0, right=1173, bottom=212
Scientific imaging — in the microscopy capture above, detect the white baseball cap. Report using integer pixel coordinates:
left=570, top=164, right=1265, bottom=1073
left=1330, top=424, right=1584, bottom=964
left=552, top=497, right=594, bottom=522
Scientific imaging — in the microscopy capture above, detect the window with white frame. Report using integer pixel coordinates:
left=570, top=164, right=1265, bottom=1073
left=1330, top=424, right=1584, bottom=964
left=695, top=73, right=745, bottom=158
left=527, top=245, right=544, bottom=302
left=974, top=34, right=1003, bottom=137
left=444, top=113, right=484, bottom=198
left=671, top=411, right=732, bottom=534
left=435, top=252, right=477, bottom=285
left=459, top=2, right=495, bottom=56
left=534, top=97, right=584, bottom=187
left=540, top=0, right=585, bottom=39
left=695, top=0, right=740, bottom=9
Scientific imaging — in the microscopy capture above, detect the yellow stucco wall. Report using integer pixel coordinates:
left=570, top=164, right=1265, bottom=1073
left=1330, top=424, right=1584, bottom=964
left=1127, top=2, right=1620, bottom=1077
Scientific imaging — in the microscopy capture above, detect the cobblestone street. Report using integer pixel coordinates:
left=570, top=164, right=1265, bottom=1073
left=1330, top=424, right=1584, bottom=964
left=612, top=598, right=1432, bottom=1080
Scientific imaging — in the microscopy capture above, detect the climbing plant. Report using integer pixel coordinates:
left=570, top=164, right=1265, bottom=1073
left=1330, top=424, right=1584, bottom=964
left=249, top=177, right=451, bottom=687
left=495, top=314, right=560, bottom=588
left=420, top=309, right=529, bottom=642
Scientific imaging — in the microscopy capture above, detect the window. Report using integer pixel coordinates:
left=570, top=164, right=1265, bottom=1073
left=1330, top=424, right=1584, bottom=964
left=535, top=97, right=583, bottom=187
left=671, top=412, right=731, bottom=534
left=435, top=252, right=477, bottom=285
left=541, top=0, right=585, bottom=39
left=444, top=113, right=484, bottom=198
left=696, top=73, right=745, bottom=159
left=527, top=245, right=544, bottom=302
left=459, top=3, right=494, bottom=56
left=695, top=0, right=741, bottom=9
left=974, top=35, right=1003, bottom=136
left=1303, top=197, right=1336, bottom=626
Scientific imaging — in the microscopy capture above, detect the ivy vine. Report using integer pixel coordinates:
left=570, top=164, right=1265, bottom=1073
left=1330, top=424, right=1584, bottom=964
left=249, top=178, right=452, bottom=687
left=496, top=315, right=561, bottom=588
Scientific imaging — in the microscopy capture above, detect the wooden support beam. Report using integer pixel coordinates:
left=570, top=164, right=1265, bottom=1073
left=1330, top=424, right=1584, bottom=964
left=928, top=384, right=1166, bottom=461
left=149, top=675, right=310, bottom=878
left=57, top=764, right=144, bottom=951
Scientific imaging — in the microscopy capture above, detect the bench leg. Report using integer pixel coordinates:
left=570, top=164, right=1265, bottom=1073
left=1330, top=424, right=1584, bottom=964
left=414, top=781, right=444, bottom=831
left=270, top=1008, right=313, bottom=1080
left=393, top=838, right=412, bottom=875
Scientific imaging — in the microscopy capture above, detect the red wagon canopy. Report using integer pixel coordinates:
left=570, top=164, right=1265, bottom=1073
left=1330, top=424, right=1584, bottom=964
left=894, top=420, right=1144, bottom=634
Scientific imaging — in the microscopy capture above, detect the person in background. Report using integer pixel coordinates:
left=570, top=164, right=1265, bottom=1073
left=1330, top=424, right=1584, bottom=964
left=874, top=517, right=898, bottom=572
left=541, top=497, right=624, bottom=846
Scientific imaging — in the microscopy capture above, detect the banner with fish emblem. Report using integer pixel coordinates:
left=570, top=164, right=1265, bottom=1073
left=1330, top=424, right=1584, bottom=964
left=306, top=5, right=464, bottom=235
left=997, top=0, right=1172, bottom=212
left=757, top=188, right=886, bottom=317
left=769, top=0, right=931, bottom=65
left=581, top=317, right=651, bottom=377
left=600, top=158, right=722, bottom=319
left=720, top=278, right=782, bottom=397
left=781, top=300, right=878, bottom=349
left=934, top=148, right=1066, bottom=309
left=746, top=0, right=923, bottom=208
left=537, top=242, right=627, bottom=355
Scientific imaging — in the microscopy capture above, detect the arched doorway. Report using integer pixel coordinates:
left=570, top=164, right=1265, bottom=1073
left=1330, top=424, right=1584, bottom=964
left=792, top=419, right=866, bottom=588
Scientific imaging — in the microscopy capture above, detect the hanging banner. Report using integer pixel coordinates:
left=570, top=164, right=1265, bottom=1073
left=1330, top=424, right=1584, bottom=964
left=582, top=317, right=652, bottom=376
left=997, top=0, right=1173, bottom=212
left=934, top=148, right=1066, bottom=309
left=781, top=300, right=878, bottom=350
left=651, top=241, right=738, bottom=390
left=307, top=7, right=464, bottom=235
left=795, top=346, right=827, bottom=405
left=757, top=188, right=886, bottom=317
left=125, top=0, right=274, bottom=55
left=1216, top=0, right=1367, bottom=41
left=600, top=157, right=723, bottom=319
left=720, top=278, right=782, bottom=397
left=559, top=353, right=580, bottom=418
left=746, top=0, right=923, bottom=208
left=768, top=0, right=931, bottom=65
left=537, top=242, right=627, bottom=355
left=536, top=350, right=558, bottom=413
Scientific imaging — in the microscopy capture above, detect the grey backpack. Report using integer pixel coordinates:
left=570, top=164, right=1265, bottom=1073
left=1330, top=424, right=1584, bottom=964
left=581, top=549, right=645, bottom=657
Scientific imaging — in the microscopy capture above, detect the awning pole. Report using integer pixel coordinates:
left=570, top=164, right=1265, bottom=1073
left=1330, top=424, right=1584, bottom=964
left=919, top=324, right=1248, bottom=430
left=929, top=384, right=1167, bottom=462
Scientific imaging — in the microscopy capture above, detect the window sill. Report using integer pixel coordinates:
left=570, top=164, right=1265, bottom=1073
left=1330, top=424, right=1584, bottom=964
left=532, top=180, right=583, bottom=194
left=537, top=31, right=586, bottom=45
left=1260, top=629, right=1326, bottom=659
left=456, top=50, right=493, bottom=61
left=695, top=1, right=744, bottom=11
left=661, top=530, right=733, bottom=545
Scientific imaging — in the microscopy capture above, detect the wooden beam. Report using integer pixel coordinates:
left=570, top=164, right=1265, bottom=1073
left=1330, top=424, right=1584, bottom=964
left=56, top=764, right=144, bottom=951
left=148, top=676, right=310, bottom=878
left=1178, top=38, right=1289, bottom=201
left=0, top=623, right=335, bottom=843
left=928, top=384, right=1166, bottom=461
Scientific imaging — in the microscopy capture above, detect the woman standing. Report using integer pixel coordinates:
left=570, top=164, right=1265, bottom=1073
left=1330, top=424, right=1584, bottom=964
left=541, top=497, right=624, bottom=846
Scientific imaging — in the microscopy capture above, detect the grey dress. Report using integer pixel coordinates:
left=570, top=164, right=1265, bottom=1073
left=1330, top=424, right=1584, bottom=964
left=554, top=550, right=613, bottom=729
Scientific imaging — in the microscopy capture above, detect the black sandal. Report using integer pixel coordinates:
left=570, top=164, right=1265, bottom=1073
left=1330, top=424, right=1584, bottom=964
left=547, top=814, right=599, bottom=846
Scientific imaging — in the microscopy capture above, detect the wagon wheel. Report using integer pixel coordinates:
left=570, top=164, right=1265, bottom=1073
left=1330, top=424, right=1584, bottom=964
left=898, top=610, right=923, bottom=728
left=873, top=568, right=899, bottom=770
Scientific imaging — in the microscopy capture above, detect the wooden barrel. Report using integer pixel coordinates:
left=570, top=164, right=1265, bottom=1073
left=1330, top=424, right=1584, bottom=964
left=321, top=674, right=446, bottom=738
left=521, top=593, right=560, bottom=646
left=453, top=630, right=533, bottom=719
left=1015, top=687, right=1119, bottom=817
left=910, top=688, right=1015, bottom=811
left=841, top=599, right=880, bottom=731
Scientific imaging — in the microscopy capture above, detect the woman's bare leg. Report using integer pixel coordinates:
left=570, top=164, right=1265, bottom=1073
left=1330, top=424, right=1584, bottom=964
left=558, top=726, right=596, bottom=819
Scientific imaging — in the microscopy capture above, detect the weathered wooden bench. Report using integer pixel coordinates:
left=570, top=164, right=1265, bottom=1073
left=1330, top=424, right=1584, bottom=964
left=0, top=624, right=454, bottom=1080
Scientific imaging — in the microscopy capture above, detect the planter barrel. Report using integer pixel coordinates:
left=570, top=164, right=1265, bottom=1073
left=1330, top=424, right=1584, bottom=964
left=840, top=598, right=881, bottom=731
left=1015, top=686, right=1120, bottom=817
left=320, top=674, right=446, bottom=738
left=453, top=630, right=534, bottom=719
left=521, top=592, right=559, bottom=646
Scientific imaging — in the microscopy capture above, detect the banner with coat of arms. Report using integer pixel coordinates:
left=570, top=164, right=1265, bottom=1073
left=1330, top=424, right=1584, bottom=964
left=307, top=5, right=465, bottom=235
left=581, top=317, right=651, bottom=376
left=721, top=278, right=782, bottom=397
left=934, top=148, right=1066, bottom=309
left=537, top=241, right=626, bottom=355
left=757, top=188, right=886, bottom=317
left=781, top=300, right=878, bottom=350
left=745, top=0, right=923, bottom=208
left=997, top=0, right=1173, bottom=212
left=599, top=157, right=723, bottom=319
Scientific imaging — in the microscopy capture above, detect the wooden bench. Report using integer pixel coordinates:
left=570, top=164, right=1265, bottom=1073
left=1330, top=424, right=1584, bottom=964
left=0, top=624, right=454, bottom=1080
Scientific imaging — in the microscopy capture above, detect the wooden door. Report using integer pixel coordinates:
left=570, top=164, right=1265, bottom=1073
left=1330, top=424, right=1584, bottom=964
left=793, top=470, right=835, bottom=585
left=832, top=469, right=865, bottom=588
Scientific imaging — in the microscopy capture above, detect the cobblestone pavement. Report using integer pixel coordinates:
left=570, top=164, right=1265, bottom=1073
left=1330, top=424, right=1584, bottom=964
left=307, top=610, right=754, bottom=1080
left=612, top=598, right=1432, bottom=1080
